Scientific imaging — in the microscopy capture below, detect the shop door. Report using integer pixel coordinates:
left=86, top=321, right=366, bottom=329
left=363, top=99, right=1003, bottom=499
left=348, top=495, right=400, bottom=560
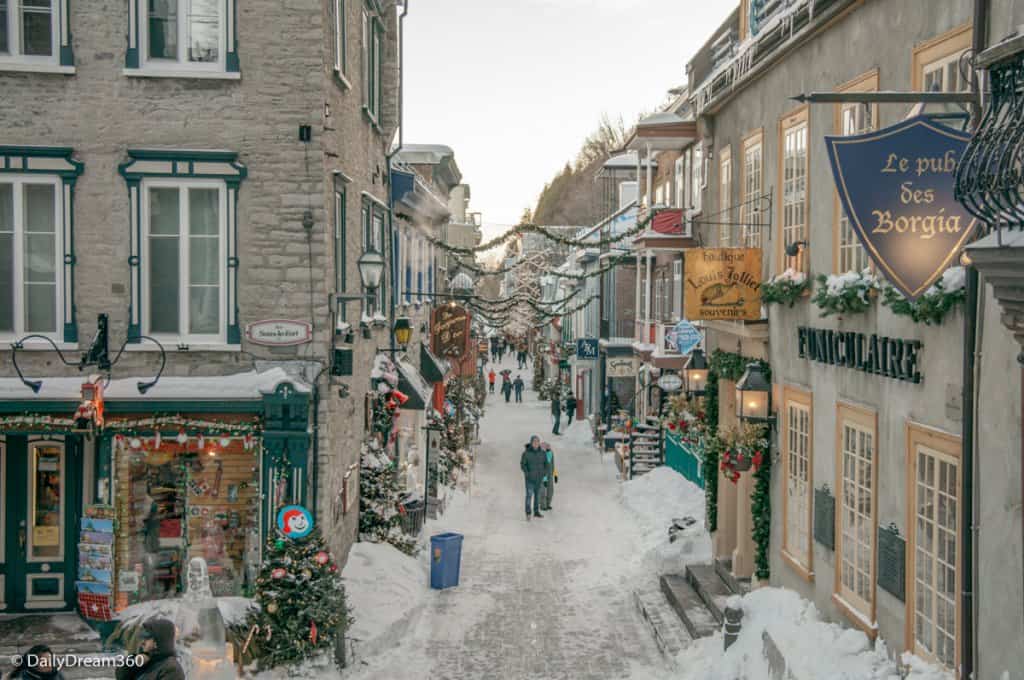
left=1, top=436, right=82, bottom=612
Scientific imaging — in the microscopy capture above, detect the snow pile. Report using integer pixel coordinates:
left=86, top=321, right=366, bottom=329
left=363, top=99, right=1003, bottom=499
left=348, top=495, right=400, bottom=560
left=115, top=596, right=255, bottom=641
left=620, top=466, right=711, bottom=574
left=343, top=541, right=427, bottom=657
left=672, top=587, right=953, bottom=680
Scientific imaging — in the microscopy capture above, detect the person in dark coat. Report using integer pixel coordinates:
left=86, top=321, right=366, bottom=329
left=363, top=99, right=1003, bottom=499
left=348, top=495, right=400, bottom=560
left=520, top=435, right=547, bottom=519
left=502, top=377, right=513, bottom=402
left=6, top=645, right=65, bottom=680
left=513, top=375, right=525, bottom=403
left=551, top=394, right=562, bottom=435
left=564, top=393, right=578, bottom=427
left=541, top=442, right=557, bottom=511
left=115, top=618, right=184, bottom=680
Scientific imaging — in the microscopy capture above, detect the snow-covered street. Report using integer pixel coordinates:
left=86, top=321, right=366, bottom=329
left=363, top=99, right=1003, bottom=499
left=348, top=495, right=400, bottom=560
left=347, top=354, right=670, bottom=680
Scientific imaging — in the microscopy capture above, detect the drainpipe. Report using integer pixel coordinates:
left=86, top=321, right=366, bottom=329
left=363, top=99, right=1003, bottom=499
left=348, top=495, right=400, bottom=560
left=961, top=4, right=987, bottom=677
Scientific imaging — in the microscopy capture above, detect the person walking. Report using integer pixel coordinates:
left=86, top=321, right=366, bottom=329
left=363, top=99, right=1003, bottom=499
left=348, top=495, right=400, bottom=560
left=551, top=393, right=562, bottom=435
left=115, top=618, right=185, bottom=680
left=6, top=644, right=65, bottom=680
left=541, top=442, right=557, bottom=511
left=513, top=375, right=525, bottom=403
left=488, top=369, right=496, bottom=394
left=520, top=435, right=546, bottom=519
left=502, top=377, right=513, bottom=403
left=564, top=392, right=578, bottom=428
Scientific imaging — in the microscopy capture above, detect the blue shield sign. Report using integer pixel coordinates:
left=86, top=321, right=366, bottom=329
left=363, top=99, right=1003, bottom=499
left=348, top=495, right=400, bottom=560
left=825, top=116, right=977, bottom=300
left=673, top=320, right=702, bottom=355
left=576, top=338, right=599, bottom=360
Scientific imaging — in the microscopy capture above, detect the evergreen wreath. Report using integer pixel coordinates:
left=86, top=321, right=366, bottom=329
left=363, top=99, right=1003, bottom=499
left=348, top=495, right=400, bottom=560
left=880, top=266, right=967, bottom=325
left=761, top=268, right=810, bottom=307
left=811, top=268, right=879, bottom=317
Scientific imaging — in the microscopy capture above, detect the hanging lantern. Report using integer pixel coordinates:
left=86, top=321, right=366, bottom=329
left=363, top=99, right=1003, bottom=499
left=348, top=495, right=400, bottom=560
left=683, top=348, right=709, bottom=397
left=735, top=363, right=772, bottom=423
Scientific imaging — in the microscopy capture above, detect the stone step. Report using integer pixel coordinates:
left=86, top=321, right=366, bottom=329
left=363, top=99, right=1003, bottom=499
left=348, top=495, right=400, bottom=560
left=633, top=587, right=692, bottom=665
left=685, top=563, right=734, bottom=625
left=715, top=557, right=751, bottom=597
left=659, top=573, right=719, bottom=639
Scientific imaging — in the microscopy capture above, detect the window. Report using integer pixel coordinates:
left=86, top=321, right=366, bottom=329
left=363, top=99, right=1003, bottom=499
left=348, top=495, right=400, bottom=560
left=334, top=0, right=348, bottom=79
left=834, top=71, right=877, bottom=273
left=361, top=196, right=386, bottom=315
left=782, top=387, right=813, bottom=578
left=672, top=259, right=681, bottom=319
left=334, top=187, right=347, bottom=293
left=834, top=403, right=878, bottom=629
left=0, top=0, right=73, bottom=70
left=655, top=183, right=664, bottom=207
left=362, top=10, right=383, bottom=122
left=906, top=423, right=961, bottom=670
left=718, top=146, right=732, bottom=247
left=740, top=130, right=764, bottom=248
left=0, top=178, right=61, bottom=337
left=142, top=181, right=226, bottom=341
left=913, top=23, right=972, bottom=93
left=126, top=0, right=238, bottom=76
left=690, top=143, right=703, bottom=214
left=674, top=156, right=686, bottom=209
left=779, top=107, right=808, bottom=271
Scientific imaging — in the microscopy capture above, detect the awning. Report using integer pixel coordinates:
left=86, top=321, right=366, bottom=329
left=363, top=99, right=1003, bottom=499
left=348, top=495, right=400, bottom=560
left=396, top=358, right=433, bottom=411
left=419, top=342, right=449, bottom=384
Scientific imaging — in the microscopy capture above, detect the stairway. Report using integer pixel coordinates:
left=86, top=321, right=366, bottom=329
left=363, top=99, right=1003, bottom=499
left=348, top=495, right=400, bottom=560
left=658, top=560, right=750, bottom=640
left=628, top=417, right=663, bottom=478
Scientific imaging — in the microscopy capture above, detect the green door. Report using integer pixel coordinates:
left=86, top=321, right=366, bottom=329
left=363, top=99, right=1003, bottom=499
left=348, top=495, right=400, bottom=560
left=1, top=435, right=83, bottom=612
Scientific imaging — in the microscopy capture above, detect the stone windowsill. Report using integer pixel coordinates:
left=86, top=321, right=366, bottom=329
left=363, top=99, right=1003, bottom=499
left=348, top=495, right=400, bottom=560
left=122, top=68, right=241, bottom=80
left=0, top=62, right=75, bottom=75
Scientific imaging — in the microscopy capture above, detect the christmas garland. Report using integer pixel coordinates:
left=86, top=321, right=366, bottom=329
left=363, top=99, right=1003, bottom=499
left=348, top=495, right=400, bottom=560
left=530, top=295, right=599, bottom=329
left=811, top=269, right=879, bottom=317
left=761, top=268, right=810, bottom=307
left=0, top=413, right=263, bottom=435
left=880, top=266, right=967, bottom=325
left=751, top=423, right=772, bottom=581
left=702, top=371, right=720, bottom=532
left=424, top=211, right=657, bottom=256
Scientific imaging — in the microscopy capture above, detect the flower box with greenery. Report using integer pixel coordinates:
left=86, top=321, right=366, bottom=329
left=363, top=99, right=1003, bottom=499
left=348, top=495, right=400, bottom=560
left=718, top=422, right=769, bottom=484
left=761, top=268, right=810, bottom=307
left=662, top=393, right=709, bottom=447
left=811, top=268, right=880, bottom=317
left=881, top=266, right=966, bottom=325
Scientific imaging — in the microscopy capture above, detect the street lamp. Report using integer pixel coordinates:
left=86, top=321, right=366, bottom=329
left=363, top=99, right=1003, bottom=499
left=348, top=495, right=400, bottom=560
left=357, top=248, right=385, bottom=292
left=683, top=348, right=709, bottom=397
left=735, top=362, right=773, bottom=424
left=393, top=316, right=413, bottom=347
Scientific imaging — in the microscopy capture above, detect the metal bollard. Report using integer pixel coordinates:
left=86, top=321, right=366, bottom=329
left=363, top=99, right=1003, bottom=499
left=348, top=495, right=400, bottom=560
left=723, top=601, right=744, bottom=651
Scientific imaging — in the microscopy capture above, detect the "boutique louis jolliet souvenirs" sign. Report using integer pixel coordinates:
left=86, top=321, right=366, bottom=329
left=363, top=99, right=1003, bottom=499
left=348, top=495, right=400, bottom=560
left=825, top=115, right=977, bottom=301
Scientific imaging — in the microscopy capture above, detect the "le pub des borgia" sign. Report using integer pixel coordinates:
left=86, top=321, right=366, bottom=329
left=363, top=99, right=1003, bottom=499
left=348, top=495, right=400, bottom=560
left=245, top=319, right=313, bottom=346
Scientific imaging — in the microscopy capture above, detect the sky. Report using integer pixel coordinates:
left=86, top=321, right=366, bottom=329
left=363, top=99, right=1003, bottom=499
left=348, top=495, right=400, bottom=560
left=403, top=0, right=737, bottom=243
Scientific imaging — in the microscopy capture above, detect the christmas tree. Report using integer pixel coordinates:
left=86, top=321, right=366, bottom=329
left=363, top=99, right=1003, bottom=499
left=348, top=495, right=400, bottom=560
left=246, top=527, right=351, bottom=670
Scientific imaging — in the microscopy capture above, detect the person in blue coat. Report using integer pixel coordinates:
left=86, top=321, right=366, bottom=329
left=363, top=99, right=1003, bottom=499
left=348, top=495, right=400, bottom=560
left=520, top=436, right=546, bottom=519
left=541, top=442, right=557, bottom=511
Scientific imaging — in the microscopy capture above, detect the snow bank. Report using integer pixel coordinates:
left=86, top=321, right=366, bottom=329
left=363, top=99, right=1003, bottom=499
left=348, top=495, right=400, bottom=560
left=671, top=587, right=953, bottom=680
left=620, top=466, right=711, bottom=575
left=116, top=596, right=255, bottom=641
left=343, top=541, right=427, bottom=657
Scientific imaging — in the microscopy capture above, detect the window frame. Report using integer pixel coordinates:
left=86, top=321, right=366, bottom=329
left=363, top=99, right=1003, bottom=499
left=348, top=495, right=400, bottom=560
left=674, top=156, right=686, bottom=209
left=904, top=422, right=962, bottom=670
left=781, top=386, right=814, bottom=580
left=0, top=147, right=82, bottom=346
left=361, top=8, right=384, bottom=124
left=671, top=259, right=682, bottom=319
left=334, top=183, right=347, bottom=295
left=912, top=23, right=972, bottom=92
left=833, top=69, right=878, bottom=274
left=777, top=105, right=809, bottom=273
left=718, top=145, right=732, bottom=247
left=832, top=401, right=879, bottom=637
left=125, top=0, right=239, bottom=77
left=0, top=0, right=74, bottom=72
left=333, top=0, right=349, bottom=84
left=740, top=128, right=764, bottom=248
left=360, top=194, right=387, bottom=316
left=140, top=177, right=229, bottom=345
left=690, top=143, right=703, bottom=215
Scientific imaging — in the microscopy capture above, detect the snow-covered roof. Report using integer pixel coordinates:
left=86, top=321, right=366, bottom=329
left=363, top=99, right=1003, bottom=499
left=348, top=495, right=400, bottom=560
left=0, top=367, right=308, bottom=401
left=603, top=151, right=656, bottom=170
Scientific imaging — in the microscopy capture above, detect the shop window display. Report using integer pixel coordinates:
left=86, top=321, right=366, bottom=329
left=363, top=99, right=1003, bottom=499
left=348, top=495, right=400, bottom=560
left=115, top=433, right=259, bottom=609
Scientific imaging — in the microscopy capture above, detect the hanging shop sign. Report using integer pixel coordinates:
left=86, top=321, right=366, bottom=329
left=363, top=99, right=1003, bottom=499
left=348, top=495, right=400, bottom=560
left=606, top=357, right=637, bottom=379
left=277, top=504, right=314, bottom=539
left=576, top=338, right=599, bottom=360
left=825, top=115, right=977, bottom=300
left=797, top=326, right=922, bottom=384
left=431, top=304, right=470, bottom=358
left=683, top=248, right=762, bottom=321
left=245, top=319, right=313, bottom=346
left=672, top=320, right=703, bottom=356
left=657, top=372, right=683, bottom=392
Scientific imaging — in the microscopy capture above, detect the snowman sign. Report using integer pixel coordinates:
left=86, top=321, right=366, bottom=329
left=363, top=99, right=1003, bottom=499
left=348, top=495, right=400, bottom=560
left=276, top=504, right=314, bottom=540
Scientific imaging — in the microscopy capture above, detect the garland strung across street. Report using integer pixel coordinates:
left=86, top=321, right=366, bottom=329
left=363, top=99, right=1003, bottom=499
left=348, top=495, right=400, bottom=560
left=457, top=245, right=636, bottom=282
left=529, top=295, right=599, bottom=329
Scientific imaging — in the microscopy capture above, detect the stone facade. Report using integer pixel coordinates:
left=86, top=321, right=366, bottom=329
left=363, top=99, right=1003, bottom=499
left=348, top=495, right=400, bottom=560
left=0, top=0, right=401, bottom=568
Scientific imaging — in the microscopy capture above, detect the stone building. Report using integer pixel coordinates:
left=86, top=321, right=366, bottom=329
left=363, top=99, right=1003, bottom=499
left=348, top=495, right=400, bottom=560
left=681, top=0, right=1023, bottom=675
left=0, top=0, right=403, bottom=616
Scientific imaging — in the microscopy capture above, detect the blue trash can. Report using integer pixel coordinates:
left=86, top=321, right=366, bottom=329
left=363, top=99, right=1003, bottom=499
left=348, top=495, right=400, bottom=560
left=430, top=532, right=463, bottom=589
